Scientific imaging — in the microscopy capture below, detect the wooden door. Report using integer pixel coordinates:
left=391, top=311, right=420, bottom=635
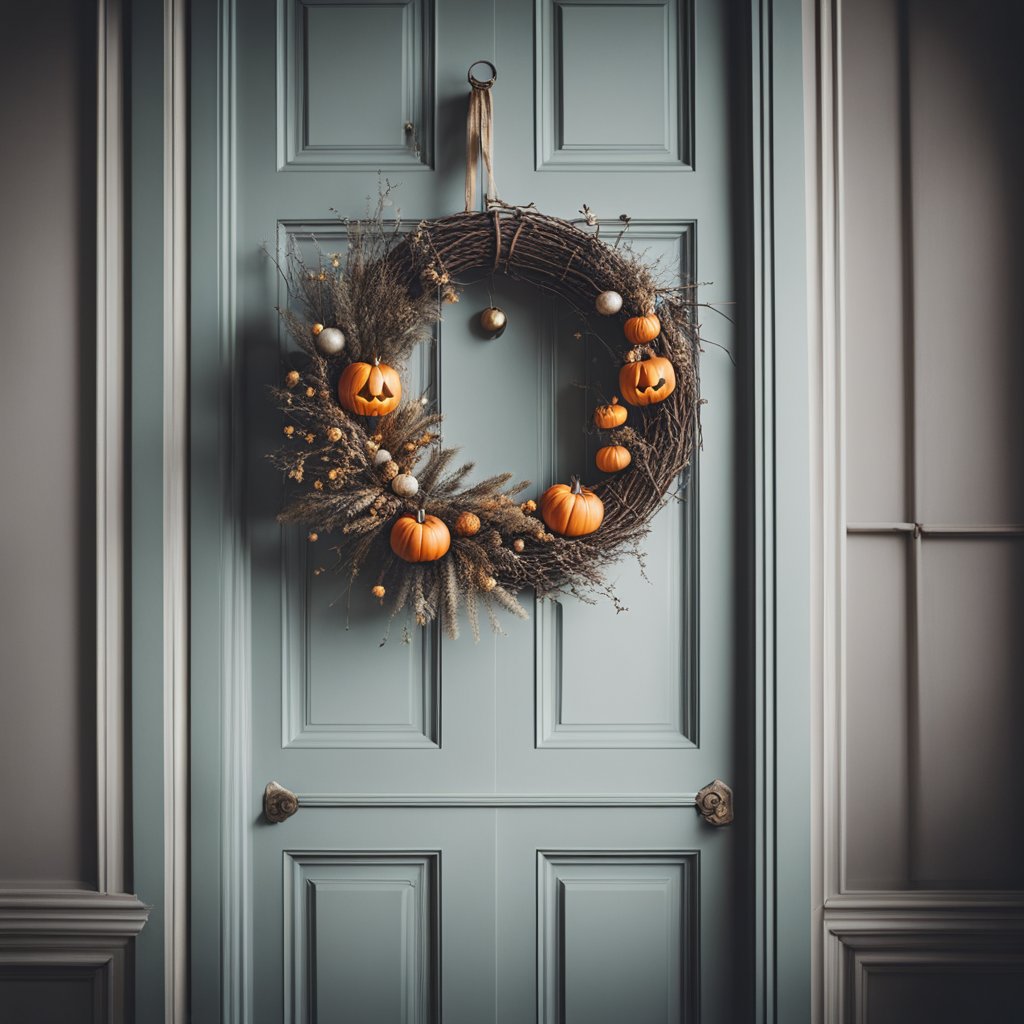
left=190, top=1, right=747, bottom=1020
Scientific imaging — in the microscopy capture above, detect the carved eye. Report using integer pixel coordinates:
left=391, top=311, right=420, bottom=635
left=358, top=379, right=395, bottom=401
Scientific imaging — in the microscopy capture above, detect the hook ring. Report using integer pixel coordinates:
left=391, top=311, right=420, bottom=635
left=467, top=60, right=497, bottom=89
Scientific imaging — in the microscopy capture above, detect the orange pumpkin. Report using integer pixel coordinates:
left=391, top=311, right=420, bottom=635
left=338, top=357, right=402, bottom=416
left=593, top=396, right=628, bottom=430
left=619, top=354, right=676, bottom=407
left=539, top=478, right=604, bottom=537
left=454, top=511, right=481, bottom=537
left=595, top=445, right=631, bottom=473
left=623, top=313, right=661, bottom=345
left=390, top=509, right=451, bottom=562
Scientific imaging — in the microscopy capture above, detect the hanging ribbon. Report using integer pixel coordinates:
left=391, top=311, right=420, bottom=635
left=465, top=61, right=498, bottom=212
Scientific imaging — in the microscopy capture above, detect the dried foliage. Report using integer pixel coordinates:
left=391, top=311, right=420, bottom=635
left=269, top=200, right=700, bottom=640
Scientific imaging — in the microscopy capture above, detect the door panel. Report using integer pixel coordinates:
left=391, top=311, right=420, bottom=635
left=206, top=0, right=743, bottom=1019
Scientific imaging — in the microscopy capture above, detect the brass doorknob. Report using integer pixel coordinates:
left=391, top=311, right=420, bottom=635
left=695, top=779, right=733, bottom=826
left=263, top=781, right=298, bottom=824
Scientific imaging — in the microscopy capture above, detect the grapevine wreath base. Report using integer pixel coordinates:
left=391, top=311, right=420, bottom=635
left=270, top=199, right=701, bottom=640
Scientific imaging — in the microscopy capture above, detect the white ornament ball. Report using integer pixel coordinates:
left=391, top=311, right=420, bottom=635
left=373, top=449, right=393, bottom=467
left=315, top=326, right=346, bottom=357
left=391, top=473, right=419, bottom=498
left=595, top=290, right=623, bottom=316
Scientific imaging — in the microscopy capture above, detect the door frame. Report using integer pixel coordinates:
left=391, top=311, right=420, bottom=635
left=129, top=1, right=812, bottom=1020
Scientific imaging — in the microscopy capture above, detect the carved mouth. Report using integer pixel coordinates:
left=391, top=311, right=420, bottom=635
left=639, top=378, right=666, bottom=393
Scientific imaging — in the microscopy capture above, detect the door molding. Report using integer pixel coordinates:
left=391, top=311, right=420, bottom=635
left=748, top=0, right=813, bottom=1021
left=175, top=3, right=814, bottom=1023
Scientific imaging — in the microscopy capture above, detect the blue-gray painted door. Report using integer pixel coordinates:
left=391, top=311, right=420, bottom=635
left=192, top=0, right=746, bottom=1020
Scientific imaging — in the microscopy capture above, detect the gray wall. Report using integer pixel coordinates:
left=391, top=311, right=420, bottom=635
left=815, top=0, right=1024, bottom=1018
left=0, top=0, right=99, bottom=894
left=0, top=2, right=143, bottom=1020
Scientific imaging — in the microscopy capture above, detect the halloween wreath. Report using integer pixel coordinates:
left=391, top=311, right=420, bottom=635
left=269, top=194, right=700, bottom=640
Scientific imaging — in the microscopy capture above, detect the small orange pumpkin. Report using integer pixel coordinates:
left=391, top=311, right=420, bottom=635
left=623, top=313, right=661, bottom=345
left=539, top=478, right=604, bottom=537
left=454, top=511, right=481, bottom=537
left=595, top=445, right=631, bottom=473
left=619, top=354, right=676, bottom=407
left=593, top=396, right=628, bottom=430
left=390, top=508, right=451, bottom=562
left=338, top=357, right=402, bottom=416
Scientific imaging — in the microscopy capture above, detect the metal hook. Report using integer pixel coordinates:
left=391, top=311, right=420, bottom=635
left=467, top=59, right=497, bottom=89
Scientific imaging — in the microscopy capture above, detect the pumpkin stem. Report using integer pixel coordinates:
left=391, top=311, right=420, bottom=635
left=372, top=355, right=381, bottom=366
left=415, top=508, right=426, bottom=524
left=611, top=396, right=619, bottom=405
left=570, top=476, right=582, bottom=495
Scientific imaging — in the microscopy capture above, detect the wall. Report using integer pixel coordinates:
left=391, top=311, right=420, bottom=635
left=811, top=0, right=1024, bottom=1019
left=0, top=1, right=147, bottom=1020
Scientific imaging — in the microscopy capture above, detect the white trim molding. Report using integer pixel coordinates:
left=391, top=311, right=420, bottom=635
left=0, top=893, right=149, bottom=939
left=96, top=0, right=128, bottom=899
left=162, top=0, right=190, bottom=1020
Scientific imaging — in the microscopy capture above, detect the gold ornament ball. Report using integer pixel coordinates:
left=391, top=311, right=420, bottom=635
left=480, top=575, right=497, bottom=592
left=311, top=323, right=324, bottom=335
left=513, top=539, right=525, bottom=553
left=285, top=370, right=300, bottom=388
left=371, top=584, right=386, bottom=599
left=307, top=531, right=318, bottom=542
left=315, top=326, right=346, bottom=357
left=455, top=511, right=481, bottom=537
left=479, top=306, right=507, bottom=336
left=327, top=426, right=342, bottom=442
left=595, top=290, right=623, bottom=316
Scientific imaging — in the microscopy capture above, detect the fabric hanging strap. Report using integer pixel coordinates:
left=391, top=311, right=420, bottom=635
left=465, top=61, right=498, bottom=212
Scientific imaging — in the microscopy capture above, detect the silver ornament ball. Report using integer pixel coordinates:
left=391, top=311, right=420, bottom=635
left=373, top=448, right=393, bottom=467
left=391, top=473, right=419, bottom=499
left=315, top=326, right=346, bottom=356
left=595, top=290, right=623, bottom=316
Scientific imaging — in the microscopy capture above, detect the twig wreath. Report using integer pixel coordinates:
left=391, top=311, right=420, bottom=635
left=268, top=192, right=701, bottom=640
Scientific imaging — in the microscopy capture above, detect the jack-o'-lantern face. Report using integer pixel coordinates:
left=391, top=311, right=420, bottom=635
left=337, top=358, right=402, bottom=416
left=618, top=354, right=677, bottom=407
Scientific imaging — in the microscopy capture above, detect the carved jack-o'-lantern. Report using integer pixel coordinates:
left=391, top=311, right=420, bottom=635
left=619, top=354, right=676, bottom=407
left=337, top=357, right=402, bottom=416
